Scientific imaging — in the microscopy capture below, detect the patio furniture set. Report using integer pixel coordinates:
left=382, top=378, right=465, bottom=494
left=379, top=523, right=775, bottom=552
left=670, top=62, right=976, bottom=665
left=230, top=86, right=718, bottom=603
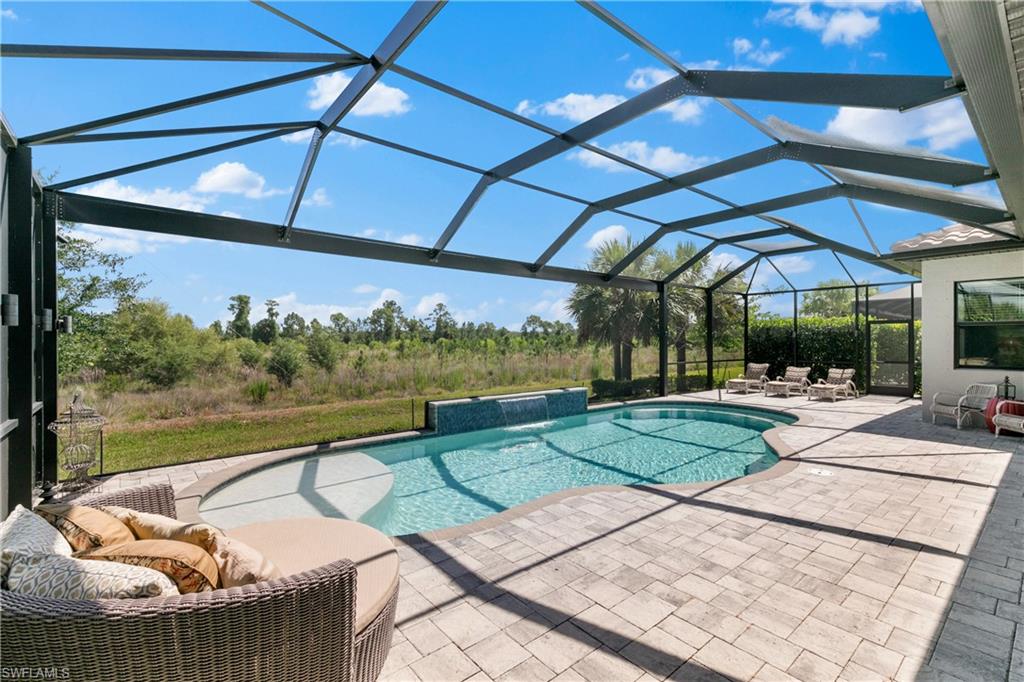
left=0, top=483, right=399, bottom=682
left=931, top=383, right=1024, bottom=437
left=726, top=364, right=859, bottom=401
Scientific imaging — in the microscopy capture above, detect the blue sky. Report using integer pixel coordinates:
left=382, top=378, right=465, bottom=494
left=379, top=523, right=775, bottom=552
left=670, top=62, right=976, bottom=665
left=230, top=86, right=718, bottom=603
left=2, top=1, right=1004, bottom=326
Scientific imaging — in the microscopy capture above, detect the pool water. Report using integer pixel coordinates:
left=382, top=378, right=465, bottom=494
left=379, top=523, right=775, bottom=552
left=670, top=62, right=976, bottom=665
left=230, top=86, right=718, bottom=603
left=198, top=403, right=792, bottom=536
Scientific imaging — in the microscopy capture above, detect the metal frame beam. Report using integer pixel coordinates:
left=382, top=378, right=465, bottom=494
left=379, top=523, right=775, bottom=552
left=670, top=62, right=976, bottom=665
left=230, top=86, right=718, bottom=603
left=607, top=187, right=840, bottom=279
left=6, top=144, right=35, bottom=510
left=56, top=192, right=661, bottom=293
left=31, top=121, right=316, bottom=145
left=21, top=63, right=351, bottom=145
left=47, top=127, right=307, bottom=191
left=0, top=44, right=366, bottom=64
left=577, top=1, right=962, bottom=111
left=282, top=1, right=445, bottom=237
left=535, top=141, right=992, bottom=268
left=607, top=180, right=1010, bottom=279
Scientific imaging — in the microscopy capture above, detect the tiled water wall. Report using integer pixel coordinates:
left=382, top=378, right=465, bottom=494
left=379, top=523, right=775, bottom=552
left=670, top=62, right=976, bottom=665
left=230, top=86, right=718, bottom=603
left=426, top=387, right=588, bottom=435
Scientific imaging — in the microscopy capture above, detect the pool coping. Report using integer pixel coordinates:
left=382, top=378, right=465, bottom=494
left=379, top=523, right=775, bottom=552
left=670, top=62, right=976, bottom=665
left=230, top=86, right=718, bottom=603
left=176, top=394, right=813, bottom=536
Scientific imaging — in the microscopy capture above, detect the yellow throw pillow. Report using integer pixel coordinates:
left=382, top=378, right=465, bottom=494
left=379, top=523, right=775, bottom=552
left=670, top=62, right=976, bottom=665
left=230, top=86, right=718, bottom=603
left=34, top=504, right=135, bottom=552
left=207, top=534, right=282, bottom=588
left=78, top=539, right=220, bottom=593
left=101, top=506, right=219, bottom=548
left=101, top=506, right=281, bottom=588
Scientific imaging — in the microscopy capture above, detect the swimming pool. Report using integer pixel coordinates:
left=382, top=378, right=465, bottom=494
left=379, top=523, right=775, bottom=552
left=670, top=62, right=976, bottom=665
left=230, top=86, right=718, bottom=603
left=198, top=403, right=794, bottom=536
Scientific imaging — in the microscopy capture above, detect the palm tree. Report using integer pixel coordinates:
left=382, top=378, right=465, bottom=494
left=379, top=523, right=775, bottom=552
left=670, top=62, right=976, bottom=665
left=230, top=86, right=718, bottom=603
left=568, top=237, right=657, bottom=381
left=654, top=242, right=710, bottom=392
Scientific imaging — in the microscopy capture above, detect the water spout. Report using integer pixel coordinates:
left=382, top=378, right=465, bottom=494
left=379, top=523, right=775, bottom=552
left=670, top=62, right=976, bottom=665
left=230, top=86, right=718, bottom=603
left=497, top=396, right=549, bottom=427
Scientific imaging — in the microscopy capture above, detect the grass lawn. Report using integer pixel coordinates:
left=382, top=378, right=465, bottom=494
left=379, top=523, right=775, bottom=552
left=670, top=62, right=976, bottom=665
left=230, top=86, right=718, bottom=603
left=97, top=363, right=743, bottom=475
left=99, top=381, right=583, bottom=474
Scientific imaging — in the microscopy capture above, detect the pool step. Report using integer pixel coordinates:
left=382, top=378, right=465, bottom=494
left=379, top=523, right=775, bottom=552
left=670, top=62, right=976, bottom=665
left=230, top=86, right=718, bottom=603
left=198, top=451, right=394, bottom=530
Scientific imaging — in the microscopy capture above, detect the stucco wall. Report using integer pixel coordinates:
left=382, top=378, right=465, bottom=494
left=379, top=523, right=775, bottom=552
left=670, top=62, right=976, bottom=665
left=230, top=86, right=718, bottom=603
left=921, top=251, right=1024, bottom=420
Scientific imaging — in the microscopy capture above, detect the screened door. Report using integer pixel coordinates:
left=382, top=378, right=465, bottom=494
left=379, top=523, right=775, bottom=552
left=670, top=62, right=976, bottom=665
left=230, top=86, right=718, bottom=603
left=868, top=320, right=913, bottom=396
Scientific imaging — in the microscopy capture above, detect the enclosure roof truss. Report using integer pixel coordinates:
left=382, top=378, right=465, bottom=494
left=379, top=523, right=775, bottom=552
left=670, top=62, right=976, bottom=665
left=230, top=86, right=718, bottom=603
left=6, top=0, right=1023, bottom=295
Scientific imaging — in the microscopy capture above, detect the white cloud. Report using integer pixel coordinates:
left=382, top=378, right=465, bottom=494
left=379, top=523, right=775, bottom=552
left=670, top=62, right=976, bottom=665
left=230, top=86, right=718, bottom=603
left=306, top=72, right=411, bottom=116
left=2, top=8, right=17, bottom=19
left=256, top=288, right=404, bottom=324
left=358, top=228, right=378, bottom=238
left=79, top=178, right=211, bottom=212
left=193, top=162, right=286, bottom=199
left=281, top=129, right=314, bottom=144
left=353, top=283, right=379, bottom=294
left=328, top=133, right=368, bottom=148
left=571, top=140, right=714, bottom=175
left=825, top=98, right=975, bottom=151
left=733, top=38, right=754, bottom=57
left=72, top=224, right=190, bottom=255
left=616, top=52, right=631, bottom=62
left=746, top=39, right=786, bottom=66
left=281, top=128, right=367, bottom=148
left=661, top=99, right=709, bottom=124
left=822, top=9, right=880, bottom=45
left=396, top=233, right=425, bottom=246
left=75, top=178, right=210, bottom=254
left=414, top=292, right=449, bottom=317
left=518, top=66, right=708, bottom=128
left=770, top=254, right=814, bottom=274
left=302, top=187, right=332, bottom=208
left=708, top=252, right=744, bottom=272
left=869, top=51, right=887, bottom=60
left=585, top=225, right=629, bottom=250
left=625, top=67, right=675, bottom=91
left=529, top=297, right=571, bottom=322
left=220, top=211, right=242, bottom=219
left=766, top=3, right=880, bottom=46
left=624, top=68, right=708, bottom=122
left=516, top=93, right=627, bottom=123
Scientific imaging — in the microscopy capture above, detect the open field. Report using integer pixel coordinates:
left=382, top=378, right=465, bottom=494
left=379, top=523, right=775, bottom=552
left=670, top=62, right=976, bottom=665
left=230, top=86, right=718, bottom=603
left=81, top=362, right=743, bottom=475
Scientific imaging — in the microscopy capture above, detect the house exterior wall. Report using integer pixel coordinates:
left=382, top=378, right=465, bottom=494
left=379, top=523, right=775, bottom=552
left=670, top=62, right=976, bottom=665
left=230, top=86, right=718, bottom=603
left=921, top=251, right=1024, bottom=421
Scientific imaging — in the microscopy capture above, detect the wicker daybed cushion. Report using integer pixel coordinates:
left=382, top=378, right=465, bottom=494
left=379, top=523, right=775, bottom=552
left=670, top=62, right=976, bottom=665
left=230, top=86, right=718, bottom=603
left=229, top=517, right=399, bottom=633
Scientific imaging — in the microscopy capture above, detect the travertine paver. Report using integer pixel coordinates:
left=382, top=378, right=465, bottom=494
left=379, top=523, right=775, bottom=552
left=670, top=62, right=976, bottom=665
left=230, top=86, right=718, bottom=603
left=89, top=392, right=1024, bottom=681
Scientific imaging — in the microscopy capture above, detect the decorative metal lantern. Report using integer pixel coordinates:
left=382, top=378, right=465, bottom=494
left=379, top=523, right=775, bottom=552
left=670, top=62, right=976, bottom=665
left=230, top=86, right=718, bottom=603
left=1001, top=376, right=1017, bottom=401
left=47, top=393, right=105, bottom=489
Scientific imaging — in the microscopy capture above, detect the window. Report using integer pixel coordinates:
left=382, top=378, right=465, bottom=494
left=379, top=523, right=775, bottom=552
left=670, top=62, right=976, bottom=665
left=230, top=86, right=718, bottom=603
left=955, top=277, right=1024, bottom=370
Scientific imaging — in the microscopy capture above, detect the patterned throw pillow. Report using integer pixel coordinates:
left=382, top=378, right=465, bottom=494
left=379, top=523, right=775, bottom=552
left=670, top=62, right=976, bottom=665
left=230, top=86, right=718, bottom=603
left=6, top=553, right=179, bottom=599
left=34, top=504, right=135, bottom=552
left=78, top=539, right=220, bottom=593
left=0, top=505, right=73, bottom=585
left=102, top=506, right=281, bottom=588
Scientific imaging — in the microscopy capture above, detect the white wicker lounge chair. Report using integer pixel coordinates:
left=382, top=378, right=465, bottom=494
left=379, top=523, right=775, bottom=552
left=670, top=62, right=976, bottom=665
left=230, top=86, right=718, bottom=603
left=808, top=368, right=858, bottom=402
left=930, top=383, right=997, bottom=429
left=726, top=363, right=770, bottom=394
left=765, top=367, right=811, bottom=397
left=993, top=400, right=1024, bottom=438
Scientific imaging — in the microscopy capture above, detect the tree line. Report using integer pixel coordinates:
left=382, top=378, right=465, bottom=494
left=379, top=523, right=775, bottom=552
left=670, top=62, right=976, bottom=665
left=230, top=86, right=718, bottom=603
left=56, top=212, right=873, bottom=395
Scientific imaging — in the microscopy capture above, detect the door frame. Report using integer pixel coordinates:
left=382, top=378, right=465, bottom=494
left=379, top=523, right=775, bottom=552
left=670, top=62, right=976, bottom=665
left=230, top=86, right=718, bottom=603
left=867, top=319, right=915, bottom=397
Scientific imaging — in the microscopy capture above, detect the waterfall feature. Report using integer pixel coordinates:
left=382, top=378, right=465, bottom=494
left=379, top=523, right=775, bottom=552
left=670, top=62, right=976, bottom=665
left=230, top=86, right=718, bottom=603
left=497, top=396, right=549, bottom=427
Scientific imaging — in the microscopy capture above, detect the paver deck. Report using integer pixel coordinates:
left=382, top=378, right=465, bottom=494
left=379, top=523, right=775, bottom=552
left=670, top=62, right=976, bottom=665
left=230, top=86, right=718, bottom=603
left=90, top=392, right=1024, bottom=681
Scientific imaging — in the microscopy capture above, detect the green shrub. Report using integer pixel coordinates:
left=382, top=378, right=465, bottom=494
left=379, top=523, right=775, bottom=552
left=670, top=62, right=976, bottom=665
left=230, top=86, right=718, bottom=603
left=307, top=328, right=339, bottom=372
left=591, top=376, right=660, bottom=400
left=748, top=316, right=921, bottom=390
left=234, top=338, right=264, bottom=369
left=246, top=379, right=270, bottom=404
left=267, top=340, right=304, bottom=386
